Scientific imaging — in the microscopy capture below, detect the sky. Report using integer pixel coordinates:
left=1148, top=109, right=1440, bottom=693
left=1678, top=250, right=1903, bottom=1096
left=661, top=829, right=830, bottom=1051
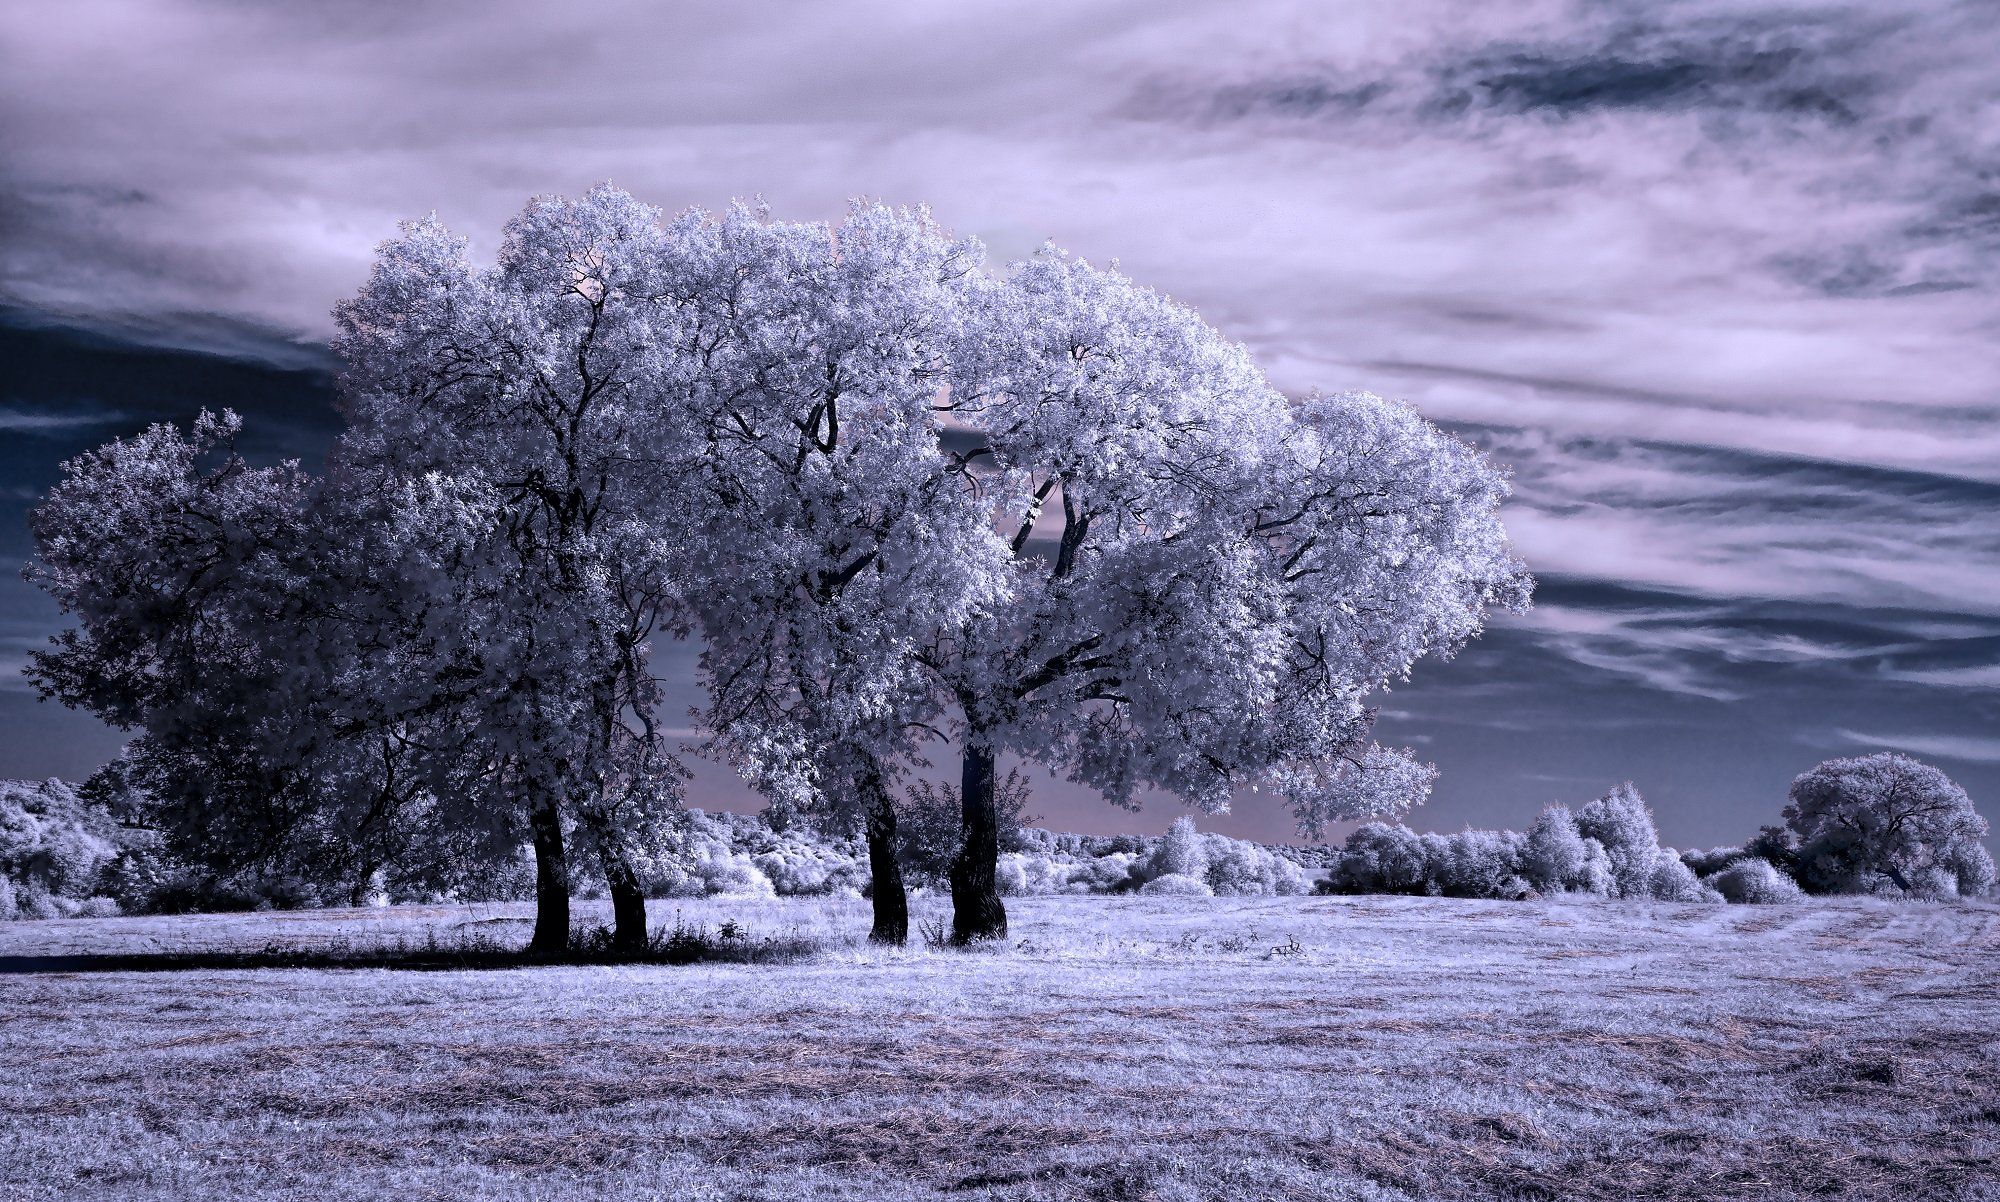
left=2, top=0, right=1996, bottom=850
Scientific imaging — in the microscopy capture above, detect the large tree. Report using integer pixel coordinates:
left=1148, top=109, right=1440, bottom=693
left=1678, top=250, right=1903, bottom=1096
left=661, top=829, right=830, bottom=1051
left=659, top=202, right=1007, bottom=945
left=922, top=249, right=1530, bottom=940
left=23, top=412, right=429, bottom=899
left=1786, top=753, right=1994, bottom=898
left=331, top=187, right=692, bottom=952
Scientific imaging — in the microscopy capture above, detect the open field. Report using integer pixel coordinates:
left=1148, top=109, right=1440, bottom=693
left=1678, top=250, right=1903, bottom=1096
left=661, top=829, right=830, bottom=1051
left=3, top=895, right=1997, bottom=1201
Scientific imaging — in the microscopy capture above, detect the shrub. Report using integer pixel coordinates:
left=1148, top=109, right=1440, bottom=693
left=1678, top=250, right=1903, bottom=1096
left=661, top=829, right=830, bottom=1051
left=0, top=875, right=14, bottom=921
left=1705, top=857, right=1806, bottom=904
left=1648, top=854, right=1722, bottom=903
left=1574, top=783, right=1661, bottom=900
left=692, top=847, right=777, bottom=898
left=1522, top=805, right=1590, bottom=894
left=1949, top=842, right=1997, bottom=899
left=1679, top=845, right=1746, bottom=878
left=1203, top=834, right=1312, bottom=896
left=995, top=853, right=1031, bottom=897
left=1061, top=852, right=1139, bottom=894
left=1436, top=829, right=1528, bottom=899
left=1146, top=817, right=1210, bottom=882
left=1139, top=872, right=1212, bottom=897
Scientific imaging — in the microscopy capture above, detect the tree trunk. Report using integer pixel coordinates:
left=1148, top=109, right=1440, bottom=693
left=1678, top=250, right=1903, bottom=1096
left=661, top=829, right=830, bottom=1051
left=862, top=776, right=908, bottom=946
left=582, top=807, right=650, bottom=954
left=950, top=742, right=1008, bottom=943
left=348, top=864, right=385, bottom=909
left=527, top=802, right=572, bottom=957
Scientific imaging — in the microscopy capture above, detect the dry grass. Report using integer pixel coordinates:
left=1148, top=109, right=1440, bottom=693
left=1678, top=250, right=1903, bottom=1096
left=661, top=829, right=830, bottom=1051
left=2, top=893, right=1997, bottom=1201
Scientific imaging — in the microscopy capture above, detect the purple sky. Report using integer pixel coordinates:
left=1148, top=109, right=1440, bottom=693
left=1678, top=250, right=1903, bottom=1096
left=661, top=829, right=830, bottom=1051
left=2, top=0, right=1996, bottom=848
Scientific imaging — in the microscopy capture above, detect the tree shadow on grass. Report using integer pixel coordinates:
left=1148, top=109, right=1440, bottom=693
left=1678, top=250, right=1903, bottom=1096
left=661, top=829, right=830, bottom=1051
left=0, top=920, right=829, bottom=974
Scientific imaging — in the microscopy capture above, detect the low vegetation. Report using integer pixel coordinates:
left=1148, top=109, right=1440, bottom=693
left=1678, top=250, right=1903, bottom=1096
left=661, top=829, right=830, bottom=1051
left=3, top=894, right=1995, bottom=1201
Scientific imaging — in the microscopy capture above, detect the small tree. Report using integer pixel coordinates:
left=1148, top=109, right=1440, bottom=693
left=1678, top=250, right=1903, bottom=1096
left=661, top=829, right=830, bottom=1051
left=1786, top=753, right=1993, bottom=898
left=1146, top=816, right=1211, bottom=881
left=1521, top=804, right=1590, bottom=894
left=1574, top=783, right=1661, bottom=900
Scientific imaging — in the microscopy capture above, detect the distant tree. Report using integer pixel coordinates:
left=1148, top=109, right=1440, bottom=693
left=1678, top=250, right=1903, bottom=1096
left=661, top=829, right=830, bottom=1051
left=1574, top=783, right=1661, bottom=900
left=1146, top=816, right=1211, bottom=882
left=1785, top=753, right=1994, bottom=898
left=1521, top=804, right=1592, bottom=894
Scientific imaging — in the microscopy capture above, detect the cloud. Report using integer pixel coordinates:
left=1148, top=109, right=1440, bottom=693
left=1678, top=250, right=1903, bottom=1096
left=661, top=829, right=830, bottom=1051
left=1836, top=729, right=2000, bottom=765
left=0, top=407, right=124, bottom=434
left=1, top=0, right=1996, bottom=846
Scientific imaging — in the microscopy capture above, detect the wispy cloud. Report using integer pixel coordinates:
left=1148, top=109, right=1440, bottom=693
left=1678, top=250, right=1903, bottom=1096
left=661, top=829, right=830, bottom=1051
left=0, top=406, right=124, bottom=434
left=1836, top=729, right=2000, bottom=764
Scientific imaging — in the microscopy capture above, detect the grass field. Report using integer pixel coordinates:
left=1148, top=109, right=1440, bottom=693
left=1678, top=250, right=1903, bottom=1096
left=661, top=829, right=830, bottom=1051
left=3, top=894, right=1997, bottom=1201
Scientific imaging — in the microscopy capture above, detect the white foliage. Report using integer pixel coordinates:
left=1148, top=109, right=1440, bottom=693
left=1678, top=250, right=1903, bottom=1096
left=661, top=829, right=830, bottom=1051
left=1139, top=872, right=1214, bottom=897
left=1574, top=783, right=1662, bottom=900
left=1146, top=817, right=1211, bottom=882
left=1785, top=753, right=1992, bottom=898
left=1705, top=857, right=1807, bottom=905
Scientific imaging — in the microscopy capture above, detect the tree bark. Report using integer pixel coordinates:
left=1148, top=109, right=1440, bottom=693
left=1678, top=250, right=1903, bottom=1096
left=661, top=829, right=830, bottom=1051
left=527, top=802, right=572, bottom=957
left=862, top=775, right=908, bottom=946
left=949, top=741, right=1008, bottom=943
left=582, top=807, right=650, bottom=954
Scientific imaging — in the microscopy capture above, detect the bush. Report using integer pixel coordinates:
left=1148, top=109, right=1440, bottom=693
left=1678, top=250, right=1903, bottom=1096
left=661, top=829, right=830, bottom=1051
left=1522, top=805, right=1591, bottom=894
left=1139, top=872, right=1212, bottom=897
left=76, top=895, right=122, bottom=918
left=1327, top=823, right=1530, bottom=899
left=1062, top=852, right=1140, bottom=894
left=1146, top=817, right=1210, bottom=882
left=1332, top=823, right=1432, bottom=894
left=1436, top=829, right=1528, bottom=900
left=1202, top=834, right=1312, bottom=896
left=1705, top=857, right=1806, bottom=904
left=1648, top=854, right=1722, bottom=903
left=1679, top=845, right=1746, bottom=878
left=1574, top=783, right=1661, bottom=900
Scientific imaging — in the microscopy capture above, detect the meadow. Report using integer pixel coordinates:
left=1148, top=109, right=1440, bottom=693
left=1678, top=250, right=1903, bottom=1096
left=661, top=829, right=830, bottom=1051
left=3, top=894, right=1997, bottom=1202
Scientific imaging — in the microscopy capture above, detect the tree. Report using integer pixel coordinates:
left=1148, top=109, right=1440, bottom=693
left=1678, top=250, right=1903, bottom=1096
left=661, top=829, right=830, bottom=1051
left=331, top=187, right=693, bottom=952
left=921, top=250, right=1530, bottom=939
left=26, top=414, right=341, bottom=885
left=24, top=411, right=499, bottom=911
left=1521, top=803, right=1591, bottom=894
left=654, top=202, right=1007, bottom=945
left=1574, top=783, right=1661, bottom=900
left=1785, top=753, right=1993, bottom=898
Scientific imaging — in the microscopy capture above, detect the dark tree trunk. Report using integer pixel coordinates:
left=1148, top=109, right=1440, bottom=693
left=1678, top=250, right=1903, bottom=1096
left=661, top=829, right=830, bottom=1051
left=587, top=811, right=650, bottom=954
left=862, top=776, right=908, bottom=946
left=527, top=802, right=571, bottom=957
left=347, top=863, right=382, bottom=909
left=950, top=741, right=1008, bottom=943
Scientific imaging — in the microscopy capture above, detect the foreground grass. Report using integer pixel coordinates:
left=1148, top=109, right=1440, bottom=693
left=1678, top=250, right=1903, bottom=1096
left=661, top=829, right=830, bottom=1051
left=2, top=895, right=1996, bottom=1201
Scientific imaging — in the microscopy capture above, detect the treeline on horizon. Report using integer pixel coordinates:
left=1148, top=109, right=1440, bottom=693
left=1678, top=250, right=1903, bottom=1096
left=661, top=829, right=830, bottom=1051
left=5, top=751, right=1989, bottom=923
